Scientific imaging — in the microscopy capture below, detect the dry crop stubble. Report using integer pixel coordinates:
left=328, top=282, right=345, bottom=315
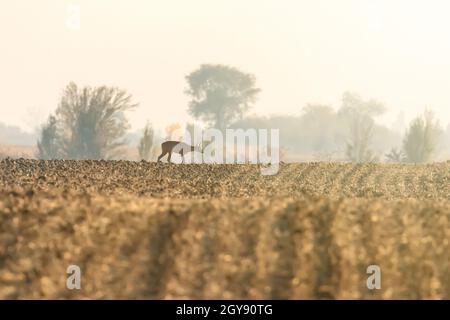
left=0, top=159, right=449, bottom=299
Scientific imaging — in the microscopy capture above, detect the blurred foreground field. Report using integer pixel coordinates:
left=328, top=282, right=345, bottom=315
left=0, top=159, right=449, bottom=299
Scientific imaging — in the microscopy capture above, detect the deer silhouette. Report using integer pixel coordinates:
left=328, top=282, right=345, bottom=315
left=157, top=141, right=202, bottom=163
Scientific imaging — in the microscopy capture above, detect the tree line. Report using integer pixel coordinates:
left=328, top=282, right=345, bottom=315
left=37, top=64, right=448, bottom=163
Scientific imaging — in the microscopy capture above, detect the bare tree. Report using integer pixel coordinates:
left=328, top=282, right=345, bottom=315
left=138, top=122, right=154, bottom=161
left=403, top=109, right=442, bottom=163
left=39, top=82, right=138, bottom=160
left=385, top=147, right=406, bottom=163
left=345, top=117, right=377, bottom=162
left=339, top=92, right=385, bottom=162
left=37, top=115, right=60, bottom=159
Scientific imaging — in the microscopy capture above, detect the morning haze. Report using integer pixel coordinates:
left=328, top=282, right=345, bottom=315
left=2, top=0, right=450, bottom=303
left=0, top=0, right=449, bottom=161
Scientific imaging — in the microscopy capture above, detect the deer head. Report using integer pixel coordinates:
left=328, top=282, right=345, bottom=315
left=191, top=143, right=203, bottom=153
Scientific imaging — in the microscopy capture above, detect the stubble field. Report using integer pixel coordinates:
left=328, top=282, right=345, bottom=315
left=0, top=159, right=449, bottom=299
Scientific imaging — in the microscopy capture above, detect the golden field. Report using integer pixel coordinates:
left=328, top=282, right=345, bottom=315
left=0, top=159, right=449, bottom=299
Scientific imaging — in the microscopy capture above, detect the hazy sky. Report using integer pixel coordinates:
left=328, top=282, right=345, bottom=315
left=2, top=0, right=450, bottom=133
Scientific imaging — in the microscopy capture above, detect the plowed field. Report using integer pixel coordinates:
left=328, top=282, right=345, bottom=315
left=1, top=160, right=449, bottom=299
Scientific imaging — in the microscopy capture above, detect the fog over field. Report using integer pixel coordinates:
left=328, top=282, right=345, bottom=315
left=2, top=0, right=450, bottom=134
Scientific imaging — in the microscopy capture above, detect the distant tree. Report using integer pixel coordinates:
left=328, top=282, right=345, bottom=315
left=385, top=147, right=406, bottom=163
left=403, top=109, right=442, bottom=163
left=391, top=111, right=406, bottom=134
left=300, top=104, right=340, bottom=153
left=445, top=124, right=450, bottom=155
left=37, top=115, right=59, bottom=159
left=138, top=122, right=154, bottom=161
left=339, top=92, right=386, bottom=162
left=37, top=82, right=137, bottom=160
left=231, top=92, right=401, bottom=161
left=185, top=64, right=260, bottom=131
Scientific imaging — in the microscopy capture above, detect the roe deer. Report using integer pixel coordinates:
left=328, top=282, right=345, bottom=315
left=157, top=141, right=202, bottom=163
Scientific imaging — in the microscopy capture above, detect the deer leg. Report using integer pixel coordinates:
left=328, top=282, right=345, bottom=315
left=167, top=152, right=172, bottom=164
left=157, top=151, right=167, bottom=163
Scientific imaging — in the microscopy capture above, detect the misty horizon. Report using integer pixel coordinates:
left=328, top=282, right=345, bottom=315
left=2, top=0, right=450, bottom=136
